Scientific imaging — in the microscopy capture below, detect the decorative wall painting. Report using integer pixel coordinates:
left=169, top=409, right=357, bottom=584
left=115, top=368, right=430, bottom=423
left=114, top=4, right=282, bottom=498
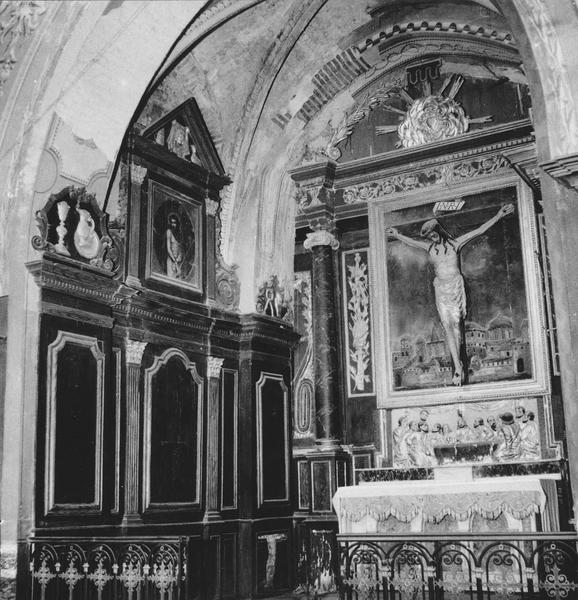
left=146, top=180, right=202, bottom=292
left=370, top=181, right=549, bottom=408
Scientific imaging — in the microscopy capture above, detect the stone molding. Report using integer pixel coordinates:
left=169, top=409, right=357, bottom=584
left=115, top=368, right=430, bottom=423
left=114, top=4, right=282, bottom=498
left=541, top=154, right=578, bottom=192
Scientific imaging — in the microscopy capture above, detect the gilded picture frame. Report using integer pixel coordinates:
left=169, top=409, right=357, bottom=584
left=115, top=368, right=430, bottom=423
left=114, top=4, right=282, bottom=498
left=369, top=176, right=550, bottom=408
left=146, top=180, right=203, bottom=293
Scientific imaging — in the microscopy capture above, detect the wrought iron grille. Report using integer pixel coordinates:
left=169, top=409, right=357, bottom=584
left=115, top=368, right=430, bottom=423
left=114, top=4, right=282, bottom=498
left=29, top=537, right=187, bottom=600
left=338, top=532, right=578, bottom=600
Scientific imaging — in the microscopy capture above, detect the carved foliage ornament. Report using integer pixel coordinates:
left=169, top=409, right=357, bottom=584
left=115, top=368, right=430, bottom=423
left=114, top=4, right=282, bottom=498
left=207, top=356, right=224, bottom=379
left=32, top=186, right=121, bottom=273
left=213, top=210, right=240, bottom=311
left=346, top=252, right=372, bottom=393
left=342, top=155, right=507, bottom=204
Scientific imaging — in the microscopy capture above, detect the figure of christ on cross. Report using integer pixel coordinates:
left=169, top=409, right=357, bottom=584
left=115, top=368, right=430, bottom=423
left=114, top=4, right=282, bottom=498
left=386, top=203, right=515, bottom=386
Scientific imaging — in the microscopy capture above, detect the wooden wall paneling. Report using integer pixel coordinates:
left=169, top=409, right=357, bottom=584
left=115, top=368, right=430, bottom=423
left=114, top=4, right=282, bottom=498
left=112, top=347, right=122, bottom=515
left=256, top=372, right=290, bottom=509
left=36, top=314, right=115, bottom=524
left=297, top=459, right=311, bottom=511
left=142, top=347, right=204, bottom=515
left=47, top=330, right=105, bottom=511
left=221, top=368, right=238, bottom=511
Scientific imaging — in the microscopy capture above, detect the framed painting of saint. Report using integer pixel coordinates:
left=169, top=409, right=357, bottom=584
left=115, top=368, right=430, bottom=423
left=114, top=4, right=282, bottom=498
left=369, top=178, right=550, bottom=408
left=146, top=180, right=203, bottom=293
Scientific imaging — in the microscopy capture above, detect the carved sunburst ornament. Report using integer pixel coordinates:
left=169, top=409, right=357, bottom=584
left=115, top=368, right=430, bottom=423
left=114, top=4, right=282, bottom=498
left=376, top=75, right=492, bottom=148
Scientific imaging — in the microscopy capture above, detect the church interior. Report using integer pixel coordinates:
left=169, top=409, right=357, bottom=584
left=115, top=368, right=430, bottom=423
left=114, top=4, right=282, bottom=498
left=2, top=0, right=578, bottom=598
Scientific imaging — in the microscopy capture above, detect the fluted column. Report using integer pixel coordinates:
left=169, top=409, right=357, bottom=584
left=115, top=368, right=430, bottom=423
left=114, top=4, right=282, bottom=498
left=122, top=338, right=147, bottom=525
left=303, top=227, right=341, bottom=447
left=204, top=356, right=224, bottom=521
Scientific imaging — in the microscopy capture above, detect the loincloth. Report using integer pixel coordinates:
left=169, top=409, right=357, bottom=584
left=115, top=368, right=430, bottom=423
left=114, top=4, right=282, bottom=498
left=433, top=274, right=466, bottom=324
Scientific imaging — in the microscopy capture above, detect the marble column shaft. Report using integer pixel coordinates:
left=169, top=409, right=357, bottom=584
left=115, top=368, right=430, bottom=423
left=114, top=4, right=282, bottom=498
left=305, top=232, right=341, bottom=444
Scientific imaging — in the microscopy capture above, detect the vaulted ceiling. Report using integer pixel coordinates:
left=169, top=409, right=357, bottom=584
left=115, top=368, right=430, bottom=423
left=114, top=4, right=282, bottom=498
left=132, top=0, right=525, bottom=293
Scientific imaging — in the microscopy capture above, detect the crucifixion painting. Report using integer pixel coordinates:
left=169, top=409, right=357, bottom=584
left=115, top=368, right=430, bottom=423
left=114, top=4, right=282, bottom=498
left=386, top=202, right=515, bottom=387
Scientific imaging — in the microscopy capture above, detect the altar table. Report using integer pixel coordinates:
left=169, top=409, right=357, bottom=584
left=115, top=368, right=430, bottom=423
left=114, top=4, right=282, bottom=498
left=332, top=476, right=546, bottom=533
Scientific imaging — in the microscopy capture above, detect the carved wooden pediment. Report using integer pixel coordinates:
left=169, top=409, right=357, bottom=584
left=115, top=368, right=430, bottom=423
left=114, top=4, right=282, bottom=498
left=142, top=98, right=226, bottom=177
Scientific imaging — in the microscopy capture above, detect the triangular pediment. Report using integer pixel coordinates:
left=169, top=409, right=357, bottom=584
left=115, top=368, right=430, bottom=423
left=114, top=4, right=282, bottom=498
left=142, top=98, right=225, bottom=177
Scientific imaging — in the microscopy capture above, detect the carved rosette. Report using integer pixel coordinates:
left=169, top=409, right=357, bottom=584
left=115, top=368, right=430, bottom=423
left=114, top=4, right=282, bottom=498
left=398, top=95, right=469, bottom=148
left=125, top=340, right=147, bottom=365
left=207, top=356, right=224, bottom=379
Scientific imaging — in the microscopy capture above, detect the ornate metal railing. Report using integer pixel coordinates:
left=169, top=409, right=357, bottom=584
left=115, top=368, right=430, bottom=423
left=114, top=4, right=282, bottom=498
left=338, top=532, right=578, bottom=600
left=29, top=537, right=187, bottom=600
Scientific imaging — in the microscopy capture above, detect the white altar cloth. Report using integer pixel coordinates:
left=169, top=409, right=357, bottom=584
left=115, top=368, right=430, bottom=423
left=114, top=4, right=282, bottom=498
left=332, top=476, right=546, bottom=533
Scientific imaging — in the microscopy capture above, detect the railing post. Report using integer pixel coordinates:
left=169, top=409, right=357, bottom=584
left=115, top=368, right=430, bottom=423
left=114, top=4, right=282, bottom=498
left=526, top=566, right=535, bottom=597
left=426, top=564, right=436, bottom=600
left=474, top=567, right=484, bottom=600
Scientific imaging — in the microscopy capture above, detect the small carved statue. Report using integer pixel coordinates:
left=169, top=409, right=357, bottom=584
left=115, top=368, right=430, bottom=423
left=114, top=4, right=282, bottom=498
left=74, top=208, right=100, bottom=259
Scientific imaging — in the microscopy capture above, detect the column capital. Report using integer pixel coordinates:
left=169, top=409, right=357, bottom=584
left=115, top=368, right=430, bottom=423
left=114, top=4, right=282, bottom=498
left=207, top=356, right=224, bottom=378
left=205, top=198, right=220, bottom=217
left=130, top=164, right=147, bottom=185
left=126, top=339, right=147, bottom=365
left=304, top=229, right=339, bottom=251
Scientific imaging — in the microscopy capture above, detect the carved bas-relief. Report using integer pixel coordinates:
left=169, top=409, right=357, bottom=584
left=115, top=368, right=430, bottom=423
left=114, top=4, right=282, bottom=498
left=391, top=399, right=542, bottom=469
left=31, top=186, right=121, bottom=273
left=342, top=250, right=374, bottom=396
left=255, top=275, right=292, bottom=321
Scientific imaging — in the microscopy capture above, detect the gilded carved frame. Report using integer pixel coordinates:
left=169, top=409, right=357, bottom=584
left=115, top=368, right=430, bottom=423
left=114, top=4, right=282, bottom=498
left=369, top=174, right=550, bottom=409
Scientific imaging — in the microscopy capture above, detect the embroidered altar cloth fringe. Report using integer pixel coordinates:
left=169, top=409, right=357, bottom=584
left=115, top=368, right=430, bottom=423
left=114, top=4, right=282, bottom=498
left=332, top=477, right=546, bottom=528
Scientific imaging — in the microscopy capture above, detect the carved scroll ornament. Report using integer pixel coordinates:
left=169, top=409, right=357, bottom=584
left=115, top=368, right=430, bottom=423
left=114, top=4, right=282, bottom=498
left=32, top=186, right=121, bottom=273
